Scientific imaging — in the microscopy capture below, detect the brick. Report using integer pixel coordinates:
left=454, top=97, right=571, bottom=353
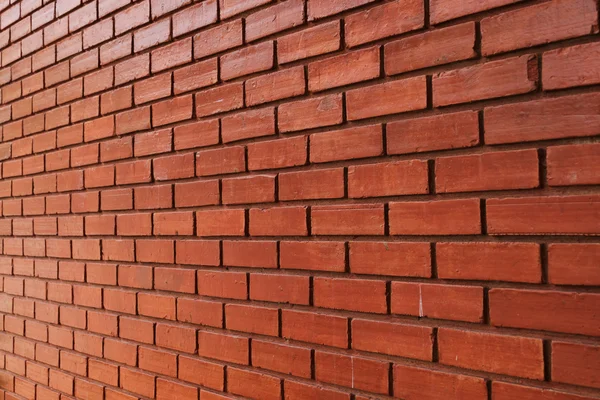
left=310, top=124, right=383, bottom=163
left=221, top=107, right=275, bottom=143
left=485, top=93, right=600, bottom=144
left=434, top=55, right=538, bottom=106
left=547, top=143, right=600, bottom=186
left=246, top=66, right=305, bottom=106
left=307, top=0, right=375, bottom=20
left=315, top=352, right=389, bottom=394
left=246, top=0, right=304, bottom=42
left=225, top=304, right=279, bottom=336
left=174, top=58, right=217, bottom=94
left=196, top=209, right=245, bottom=236
left=193, top=19, right=242, bottom=59
left=279, top=168, right=344, bottom=200
left=439, top=328, right=543, bottom=379
left=492, top=381, right=600, bottom=400
left=219, top=0, right=272, bottom=19
left=549, top=244, right=600, bottom=286
left=543, top=42, right=600, bottom=90
left=152, top=95, right=193, bottom=127
left=173, top=0, right=217, bottom=37
left=278, top=93, right=343, bottom=133
left=197, top=330, right=248, bottom=364
left=153, top=153, right=195, bottom=181
left=352, top=319, right=433, bottom=360
left=250, top=273, right=309, bottom=305
left=437, top=242, right=541, bottom=283
left=481, top=0, right=598, bottom=56
left=253, top=340, right=311, bottom=378
left=347, top=76, right=427, bottom=120
left=489, top=288, right=600, bottom=336
left=308, top=46, right=379, bottom=91
left=197, top=270, right=247, bottom=300
left=282, top=310, right=347, bottom=348
left=221, top=41, right=274, bottom=80
left=228, top=369, right=281, bottom=400
left=552, top=341, right=600, bottom=389
left=436, top=149, right=539, bottom=192
left=174, top=180, right=220, bottom=208
left=115, top=0, right=149, bottom=35
left=389, top=198, right=481, bottom=235
left=249, top=206, right=307, bottom=236
left=387, top=111, right=479, bottom=154
left=174, top=119, right=219, bottom=150
left=487, top=195, right=600, bottom=235
left=248, top=136, right=307, bottom=171
left=315, top=277, right=387, bottom=313
left=136, top=239, right=174, bottom=263
left=223, top=240, right=277, bottom=268
left=346, top=0, right=423, bottom=47
left=151, top=38, right=192, bottom=73
left=385, top=22, right=477, bottom=75
left=278, top=20, right=340, bottom=64
left=394, top=365, right=487, bottom=400
left=312, top=204, right=384, bottom=235
left=195, top=82, right=243, bottom=117
left=177, top=298, right=223, bottom=328
left=349, top=160, right=429, bottom=198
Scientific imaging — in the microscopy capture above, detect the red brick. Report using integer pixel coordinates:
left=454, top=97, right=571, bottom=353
left=439, top=328, right=543, bottom=379
left=433, top=55, right=538, bottom=107
left=549, top=244, right=600, bottom=286
left=394, top=365, right=487, bottom=400
left=312, top=204, right=384, bottom=235
left=136, top=239, right=174, bottom=263
left=492, top=381, right=599, bottom=400
left=246, top=0, right=304, bottom=42
left=175, top=180, right=220, bottom=208
left=249, top=206, right=307, bottom=236
left=134, top=184, right=172, bottom=209
left=547, top=143, right=600, bottom=186
left=197, top=331, right=248, bottom=364
left=349, top=160, right=428, bottom=198
left=153, top=153, right=195, bottom=181
left=246, top=66, right=305, bottom=106
left=315, top=277, right=386, bottom=313
left=308, top=46, right=379, bottom=91
left=221, top=41, right=274, bottom=80
left=485, top=93, right=600, bottom=144
left=436, top=149, right=539, bottom=192
left=543, top=42, right=600, bottom=90
left=487, top=195, right=600, bottom=235
left=552, top=341, right=600, bottom=389
left=197, top=270, right=247, bottom=300
left=490, top=288, right=600, bottom=336
left=315, top=351, right=389, bottom=394
left=196, top=209, right=245, bottom=236
left=481, top=0, right=597, bottom=56
left=253, top=340, right=311, bottom=378
left=227, top=367, right=281, bottom=400
left=151, top=38, right=192, bottom=73
left=247, top=136, right=307, bottom=171
left=173, top=0, right=217, bottom=37
left=193, top=19, right=243, bottom=59
left=222, top=175, right=275, bottom=205
left=310, top=124, right=383, bottom=163
left=177, top=298, right=223, bottom=328
left=386, top=22, right=476, bottom=75
left=219, top=0, right=272, bottom=19
left=225, top=304, right=279, bottom=336
left=345, top=0, right=423, bottom=47
left=196, top=146, right=244, bottom=176
left=195, top=82, right=243, bottom=117
left=389, top=198, right=481, bottom=235
left=307, top=0, right=375, bottom=20
left=223, top=240, right=277, bottom=268
left=174, top=119, right=220, bottom=150
left=387, top=111, right=479, bottom=154
left=249, top=273, right=309, bottom=305
left=221, top=107, right=275, bottom=143
left=437, top=242, right=541, bottom=283
left=282, top=310, right=347, bottom=348
left=115, top=0, right=149, bottom=35
left=284, top=381, right=350, bottom=400
left=174, top=59, right=217, bottom=94
left=152, top=95, right=193, bottom=127
left=352, top=319, right=433, bottom=360
left=278, top=20, right=340, bottom=64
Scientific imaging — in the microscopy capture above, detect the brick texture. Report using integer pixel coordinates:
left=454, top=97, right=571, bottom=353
left=0, top=1, right=597, bottom=399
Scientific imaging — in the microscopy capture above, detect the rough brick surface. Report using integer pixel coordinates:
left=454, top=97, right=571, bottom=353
left=0, top=1, right=598, bottom=399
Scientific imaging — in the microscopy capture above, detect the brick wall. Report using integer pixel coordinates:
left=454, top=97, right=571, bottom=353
left=0, top=0, right=598, bottom=399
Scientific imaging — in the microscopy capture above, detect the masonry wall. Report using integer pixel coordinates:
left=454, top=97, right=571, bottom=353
left=0, top=0, right=598, bottom=399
